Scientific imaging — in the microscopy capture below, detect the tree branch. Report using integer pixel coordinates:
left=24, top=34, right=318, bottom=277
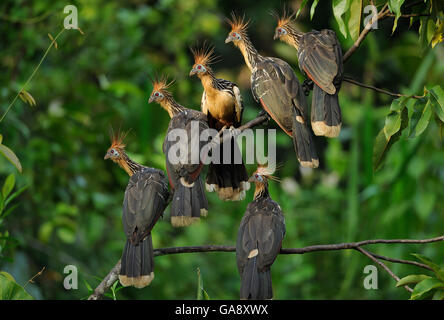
left=343, top=77, right=425, bottom=99
left=355, top=247, right=413, bottom=293
left=343, top=3, right=390, bottom=62
left=88, top=234, right=444, bottom=300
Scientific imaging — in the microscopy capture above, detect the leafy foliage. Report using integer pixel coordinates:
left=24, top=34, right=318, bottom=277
left=397, top=254, right=444, bottom=300
left=0, top=0, right=443, bottom=300
left=0, top=271, right=33, bottom=300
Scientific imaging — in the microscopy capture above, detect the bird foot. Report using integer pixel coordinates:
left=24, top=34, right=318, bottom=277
left=302, top=79, right=314, bottom=96
left=258, top=110, right=271, bottom=124
left=228, top=126, right=241, bottom=138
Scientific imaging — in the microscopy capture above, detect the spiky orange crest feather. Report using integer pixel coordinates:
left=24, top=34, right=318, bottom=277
left=151, top=74, right=175, bottom=93
left=190, top=44, right=218, bottom=67
left=274, top=8, right=296, bottom=29
left=108, top=127, right=129, bottom=151
left=225, top=12, right=250, bottom=36
left=254, top=162, right=282, bottom=182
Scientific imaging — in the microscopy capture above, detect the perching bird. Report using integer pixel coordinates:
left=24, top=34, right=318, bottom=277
left=273, top=10, right=343, bottom=138
left=225, top=13, right=319, bottom=168
left=189, top=44, right=250, bottom=201
left=236, top=165, right=285, bottom=300
left=105, top=130, right=170, bottom=288
left=148, top=75, right=209, bottom=227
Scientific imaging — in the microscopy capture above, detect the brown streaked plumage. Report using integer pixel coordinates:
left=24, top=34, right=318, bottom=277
left=236, top=165, right=286, bottom=299
left=149, top=75, right=209, bottom=226
left=225, top=13, right=319, bottom=168
left=105, top=129, right=170, bottom=288
left=273, top=10, right=343, bottom=138
left=189, top=44, right=250, bottom=201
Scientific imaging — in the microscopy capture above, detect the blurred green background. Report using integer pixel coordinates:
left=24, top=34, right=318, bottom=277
left=0, top=0, right=443, bottom=300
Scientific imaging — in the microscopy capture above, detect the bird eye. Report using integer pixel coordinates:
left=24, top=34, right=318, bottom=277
left=110, top=149, right=114, bottom=154
left=278, top=28, right=282, bottom=33
left=232, top=32, right=236, bottom=37
left=155, top=92, right=159, bottom=96
left=197, top=65, right=201, bottom=69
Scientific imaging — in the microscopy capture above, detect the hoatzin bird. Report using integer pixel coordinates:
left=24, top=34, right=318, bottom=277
left=225, top=13, right=319, bottom=168
left=104, top=130, right=170, bottom=288
left=236, top=165, right=286, bottom=299
left=148, top=76, right=209, bottom=227
left=273, top=11, right=343, bottom=138
left=189, top=44, right=250, bottom=201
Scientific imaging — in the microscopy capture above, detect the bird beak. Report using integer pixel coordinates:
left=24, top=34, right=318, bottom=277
left=104, top=153, right=110, bottom=160
left=148, top=96, right=154, bottom=103
left=273, top=32, right=279, bottom=40
left=225, top=36, right=232, bottom=44
left=189, top=68, right=197, bottom=76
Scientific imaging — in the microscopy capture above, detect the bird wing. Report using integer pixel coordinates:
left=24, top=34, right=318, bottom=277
left=236, top=199, right=286, bottom=274
left=163, top=110, right=209, bottom=184
left=232, top=85, right=243, bottom=126
left=251, top=57, right=308, bottom=135
left=122, top=169, right=169, bottom=244
left=298, top=30, right=342, bottom=95
left=201, top=90, right=208, bottom=115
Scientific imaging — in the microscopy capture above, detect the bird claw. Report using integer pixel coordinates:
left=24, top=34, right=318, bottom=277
left=228, top=126, right=241, bottom=138
left=258, top=110, right=271, bottom=124
left=302, top=79, right=314, bottom=96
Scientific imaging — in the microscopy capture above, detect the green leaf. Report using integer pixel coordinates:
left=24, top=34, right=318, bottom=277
left=411, top=278, right=444, bottom=300
left=333, top=0, right=351, bottom=38
left=414, top=100, right=433, bottom=136
left=4, top=185, right=28, bottom=208
left=347, top=0, right=362, bottom=41
left=384, top=111, right=401, bottom=139
left=18, top=90, right=36, bottom=107
left=310, top=0, right=320, bottom=20
left=429, top=85, right=444, bottom=122
left=84, top=280, right=93, bottom=292
left=2, top=174, right=15, bottom=199
left=0, top=143, right=22, bottom=173
left=426, top=18, right=436, bottom=44
left=397, top=274, right=431, bottom=287
left=388, top=0, right=406, bottom=33
left=411, top=254, right=444, bottom=281
left=196, top=267, right=210, bottom=300
left=0, top=271, right=33, bottom=300
left=296, top=0, right=310, bottom=18
left=407, top=98, right=427, bottom=138
left=373, top=107, right=409, bottom=171
left=432, top=290, right=444, bottom=300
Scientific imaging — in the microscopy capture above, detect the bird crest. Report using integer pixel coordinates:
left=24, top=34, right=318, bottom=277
left=108, top=126, right=129, bottom=151
left=273, top=7, right=296, bottom=29
left=190, top=43, right=218, bottom=67
left=255, top=162, right=281, bottom=182
left=225, top=12, right=250, bottom=36
left=150, top=74, right=175, bottom=93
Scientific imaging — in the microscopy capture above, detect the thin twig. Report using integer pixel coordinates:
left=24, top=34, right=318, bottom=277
left=343, top=77, right=425, bottom=99
left=23, top=266, right=46, bottom=288
left=368, top=252, right=432, bottom=271
left=0, top=28, right=66, bottom=123
left=355, top=247, right=413, bottom=293
left=386, top=13, right=430, bottom=18
left=88, top=261, right=121, bottom=300
left=343, top=3, right=389, bottom=62
left=88, top=235, right=444, bottom=299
